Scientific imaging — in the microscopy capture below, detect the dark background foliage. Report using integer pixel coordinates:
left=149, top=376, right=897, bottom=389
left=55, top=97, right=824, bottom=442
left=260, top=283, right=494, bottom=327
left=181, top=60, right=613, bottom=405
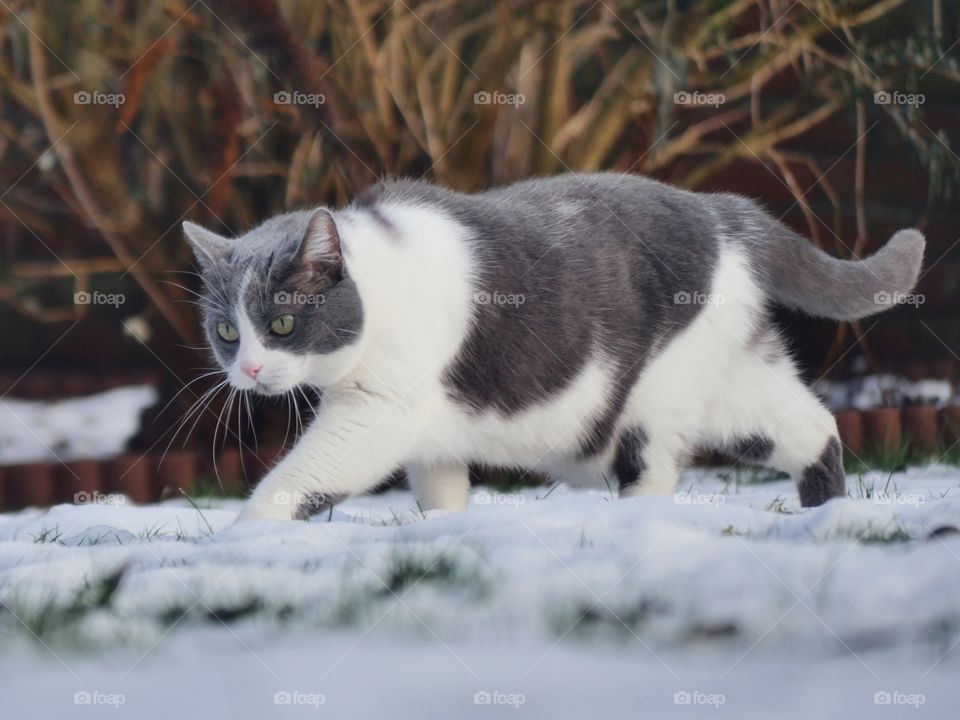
left=0, top=0, right=958, bottom=458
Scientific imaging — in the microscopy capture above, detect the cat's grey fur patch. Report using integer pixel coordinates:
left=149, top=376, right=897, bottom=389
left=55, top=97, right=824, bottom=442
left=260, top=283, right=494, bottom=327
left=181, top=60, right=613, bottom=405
left=723, top=435, right=775, bottom=464
left=185, top=211, right=364, bottom=367
left=798, top=437, right=844, bottom=507
left=359, top=175, right=718, bottom=456
left=356, top=173, right=925, bottom=458
left=720, top=193, right=925, bottom=320
left=612, top=426, right=648, bottom=491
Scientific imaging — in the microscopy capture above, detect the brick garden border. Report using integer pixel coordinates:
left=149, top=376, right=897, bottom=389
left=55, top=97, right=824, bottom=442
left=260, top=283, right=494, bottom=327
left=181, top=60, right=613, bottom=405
left=1, top=407, right=960, bottom=512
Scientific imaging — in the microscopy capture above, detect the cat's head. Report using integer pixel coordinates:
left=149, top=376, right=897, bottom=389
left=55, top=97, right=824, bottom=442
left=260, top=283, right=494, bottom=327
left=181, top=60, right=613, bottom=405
left=183, top=209, right=364, bottom=395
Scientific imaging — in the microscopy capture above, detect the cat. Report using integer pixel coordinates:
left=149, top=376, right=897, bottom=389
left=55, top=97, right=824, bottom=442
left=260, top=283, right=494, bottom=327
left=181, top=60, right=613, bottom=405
left=183, top=173, right=925, bottom=522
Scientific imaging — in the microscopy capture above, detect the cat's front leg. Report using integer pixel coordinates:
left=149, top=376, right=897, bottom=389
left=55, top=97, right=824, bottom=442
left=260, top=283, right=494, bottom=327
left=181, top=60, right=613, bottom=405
left=236, top=387, right=416, bottom=522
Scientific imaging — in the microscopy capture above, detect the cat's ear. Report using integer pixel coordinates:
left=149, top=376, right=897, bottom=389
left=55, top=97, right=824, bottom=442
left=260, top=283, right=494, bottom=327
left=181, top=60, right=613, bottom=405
left=183, top=221, right=230, bottom=272
left=297, top=208, right=342, bottom=279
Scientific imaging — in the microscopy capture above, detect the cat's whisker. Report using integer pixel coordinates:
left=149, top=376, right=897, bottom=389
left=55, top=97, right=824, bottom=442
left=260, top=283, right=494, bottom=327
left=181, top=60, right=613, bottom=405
left=281, top=390, right=294, bottom=449
left=165, top=271, right=229, bottom=307
left=181, top=382, right=228, bottom=451
left=211, top=386, right=235, bottom=494
left=160, top=279, right=210, bottom=301
left=297, top=385, right=317, bottom=421
left=159, top=380, right=227, bottom=471
left=235, top=390, right=247, bottom=475
left=292, top=389, right=303, bottom=440
left=170, top=382, right=224, bottom=446
left=153, top=370, right=224, bottom=422
left=243, top=392, right=258, bottom=451
left=222, top=387, right=238, bottom=449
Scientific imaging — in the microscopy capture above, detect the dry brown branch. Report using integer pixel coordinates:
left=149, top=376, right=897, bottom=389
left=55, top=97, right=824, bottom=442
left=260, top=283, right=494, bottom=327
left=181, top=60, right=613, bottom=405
left=26, top=17, right=196, bottom=344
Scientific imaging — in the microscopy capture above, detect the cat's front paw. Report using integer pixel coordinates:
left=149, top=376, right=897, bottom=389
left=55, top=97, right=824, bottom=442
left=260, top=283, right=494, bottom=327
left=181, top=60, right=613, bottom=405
left=233, top=488, right=305, bottom=524
left=233, top=488, right=343, bottom=524
left=233, top=498, right=295, bottom=525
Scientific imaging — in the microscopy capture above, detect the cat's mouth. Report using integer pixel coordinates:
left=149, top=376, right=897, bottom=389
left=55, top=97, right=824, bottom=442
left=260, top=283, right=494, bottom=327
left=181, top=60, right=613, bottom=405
left=248, top=380, right=285, bottom=396
left=228, top=373, right=287, bottom=396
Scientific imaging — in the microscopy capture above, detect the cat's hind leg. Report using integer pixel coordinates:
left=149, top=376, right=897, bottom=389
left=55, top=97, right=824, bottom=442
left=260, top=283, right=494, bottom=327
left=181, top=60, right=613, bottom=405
left=704, top=343, right=844, bottom=507
left=612, top=427, right=684, bottom=498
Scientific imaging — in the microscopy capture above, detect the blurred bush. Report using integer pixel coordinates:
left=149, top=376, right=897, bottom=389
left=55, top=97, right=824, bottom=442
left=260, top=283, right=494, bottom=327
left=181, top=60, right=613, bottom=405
left=0, top=0, right=957, bottom=365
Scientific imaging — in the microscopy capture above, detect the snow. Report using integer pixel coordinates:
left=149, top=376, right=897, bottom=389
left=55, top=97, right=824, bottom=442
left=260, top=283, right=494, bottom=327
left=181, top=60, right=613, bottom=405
left=0, top=386, right=157, bottom=464
left=2, top=466, right=960, bottom=717
left=813, top=374, right=954, bottom=410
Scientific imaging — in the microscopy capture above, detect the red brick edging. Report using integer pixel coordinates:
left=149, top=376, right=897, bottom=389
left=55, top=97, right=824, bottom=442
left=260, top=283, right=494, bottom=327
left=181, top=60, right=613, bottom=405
left=1, top=406, right=960, bottom=511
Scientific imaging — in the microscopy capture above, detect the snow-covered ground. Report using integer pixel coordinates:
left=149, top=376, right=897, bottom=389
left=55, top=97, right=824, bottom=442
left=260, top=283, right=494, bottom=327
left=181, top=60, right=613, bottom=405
left=0, top=386, right=157, bottom=464
left=2, top=466, right=960, bottom=718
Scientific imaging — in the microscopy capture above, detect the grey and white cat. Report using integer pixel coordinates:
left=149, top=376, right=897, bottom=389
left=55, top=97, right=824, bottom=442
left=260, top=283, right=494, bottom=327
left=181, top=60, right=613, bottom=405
left=183, top=173, right=925, bottom=522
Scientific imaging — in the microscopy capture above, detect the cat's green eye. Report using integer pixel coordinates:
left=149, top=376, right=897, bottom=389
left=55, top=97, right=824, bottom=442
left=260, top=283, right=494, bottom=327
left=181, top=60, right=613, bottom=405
left=217, top=321, right=239, bottom=342
left=270, top=314, right=295, bottom=336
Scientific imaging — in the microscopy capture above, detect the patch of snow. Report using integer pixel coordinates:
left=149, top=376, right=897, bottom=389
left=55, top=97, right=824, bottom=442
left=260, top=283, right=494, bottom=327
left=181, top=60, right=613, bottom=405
left=814, top=375, right=954, bottom=410
left=0, top=385, right=157, bottom=464
left=1, top=465, right=959, bottom=717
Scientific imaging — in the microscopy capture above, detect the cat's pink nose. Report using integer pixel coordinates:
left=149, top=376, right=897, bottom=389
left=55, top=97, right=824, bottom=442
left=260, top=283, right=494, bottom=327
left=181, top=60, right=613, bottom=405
left=241, top=362, right=263, bottom=380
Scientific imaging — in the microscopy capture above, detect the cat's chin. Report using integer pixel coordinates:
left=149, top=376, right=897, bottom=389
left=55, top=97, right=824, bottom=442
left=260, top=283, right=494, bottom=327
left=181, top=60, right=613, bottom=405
left=249, top=382, right=290, bottom=397
left=227, top=379, right=290, bottom=397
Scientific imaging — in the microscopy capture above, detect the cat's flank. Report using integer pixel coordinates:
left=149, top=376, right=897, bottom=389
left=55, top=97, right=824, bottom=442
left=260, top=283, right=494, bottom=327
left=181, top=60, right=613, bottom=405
left=184, top=173, right=925, bottom=521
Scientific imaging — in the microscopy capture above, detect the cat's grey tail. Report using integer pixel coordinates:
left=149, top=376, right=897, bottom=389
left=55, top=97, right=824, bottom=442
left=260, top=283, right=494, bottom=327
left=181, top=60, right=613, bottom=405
left=763, top=227, right=926, bottom=321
